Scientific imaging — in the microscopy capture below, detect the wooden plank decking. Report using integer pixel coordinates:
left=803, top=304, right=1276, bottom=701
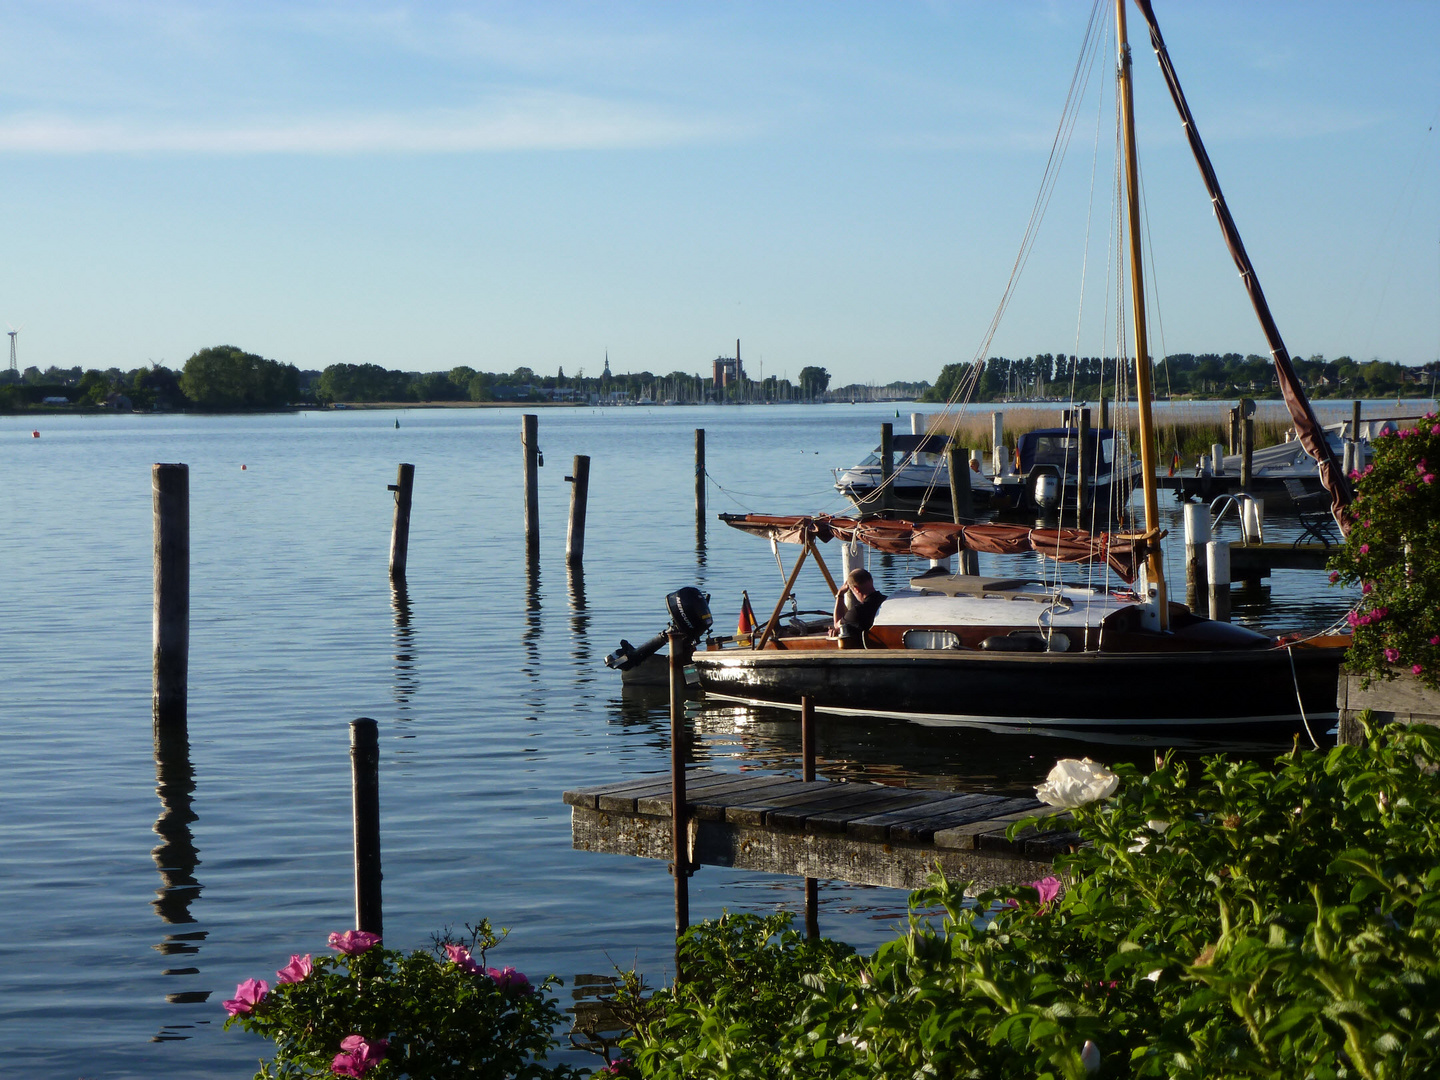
left=565, top=769, right=1080, bottom=892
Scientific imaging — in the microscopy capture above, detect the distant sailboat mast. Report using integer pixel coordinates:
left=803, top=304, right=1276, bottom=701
left=1115, top=0, right=1168, bottom=630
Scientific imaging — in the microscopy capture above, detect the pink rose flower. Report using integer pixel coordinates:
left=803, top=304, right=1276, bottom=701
left=445, top=944, right=480, bottom=974
left=276, top=954, right=313, bottom=984
left=1359, top=544, right=1370, bottom=555
left=1425, top=475, right=1435, bottom=485
left=328, top=930, right=382, bottom=955
left=1362, top=582, right=1372, bottom=594
left=1433, top=425, right=1440, bottom=435
left=487, top=966, right=532, bottom=994
left=1346, top=611, right=1361, bottom=628
left=1328, top=571, right=1340, bottom=584
left=1375, top=607, right=1389, bottom=619
left=1430, top=636, right=1439, bottom=646
left=1385, top=648, right=1400, bottom=663
left=1414, top=665, right=1424, bottom=676
left=1030, top=875, right=1063, bottom=905
left=331, top=1035, right=388, bottom=1078
left=223, top=978, right=268, bottom=1016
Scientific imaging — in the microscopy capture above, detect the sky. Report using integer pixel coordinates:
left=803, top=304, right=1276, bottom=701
left=1, top=1, right=1437, bottom=387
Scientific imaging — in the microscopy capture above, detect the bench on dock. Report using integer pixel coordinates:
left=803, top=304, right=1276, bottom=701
left=564, top=769, right=1079, bottom=892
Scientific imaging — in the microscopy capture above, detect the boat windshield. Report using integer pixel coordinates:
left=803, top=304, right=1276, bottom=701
left=1030, top=434, right=1082, bottom=468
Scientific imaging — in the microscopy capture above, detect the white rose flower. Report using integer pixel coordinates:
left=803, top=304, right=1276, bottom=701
left=1035, top=757, right=1119, bottom=808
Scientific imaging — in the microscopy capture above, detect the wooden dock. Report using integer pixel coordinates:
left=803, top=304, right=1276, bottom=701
left=1228, top=541, right=1334, bottom=580
left=565, top=769, right=1077, bottom=892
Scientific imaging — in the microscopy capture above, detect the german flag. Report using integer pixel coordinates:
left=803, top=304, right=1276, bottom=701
left=737, top=591, right=758, bottom=635
left=1167, top=450, right=1181, bottom=477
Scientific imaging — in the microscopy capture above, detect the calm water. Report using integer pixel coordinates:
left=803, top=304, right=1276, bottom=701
left=0, top=401, right=1374, bottom=1078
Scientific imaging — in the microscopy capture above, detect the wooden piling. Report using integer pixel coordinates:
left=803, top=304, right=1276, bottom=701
left=522, top=414, right=539, bottom=554
left=800, top=695, right=819, bottom=939
left=1352, top=399, right=1363, bottom=442
left=668, top=632, right=690, bottom=949
left=1099, top=395, right=1109, bottom=431
left=879, top=423, right=894, bottom=513
left=945, top=444, right=971, bottom=525
left=910, top=412, right=925, bottom=436
left=152, top=463, right=189, bottom=730
left=350, top=718, right=383, bottom=937
left=566, top=454, right=590, bottom=567
left=694, top=429, right=706, bottom=525
left=1207, top=540, right=1231, bottom=623
left=1182, top=502, right=1211, bottom=612
left=1240, top=417, right=1254, bottom=491
left=1077, top=407, right=1092, bottom=517
left=1228, top=406, right=1240, bottom=455
left=387, top=463, right=415, bottom=580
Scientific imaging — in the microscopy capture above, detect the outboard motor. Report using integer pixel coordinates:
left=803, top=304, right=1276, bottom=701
left=1030, top=467, right=1061, bottom=510
left=604, top=587, right=713, bottom=671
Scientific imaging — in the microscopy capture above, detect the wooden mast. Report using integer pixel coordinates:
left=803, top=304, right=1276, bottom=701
left=1115, top=0, right=1168, bottom=630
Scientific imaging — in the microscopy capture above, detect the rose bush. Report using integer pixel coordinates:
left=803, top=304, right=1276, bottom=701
left=1330, top=414, right=1440, bottom=687
left=223, top=920, right=578, bottom=1079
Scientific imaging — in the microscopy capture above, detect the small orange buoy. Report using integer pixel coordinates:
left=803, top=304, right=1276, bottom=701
left=31, top=431, right=40, bottom=438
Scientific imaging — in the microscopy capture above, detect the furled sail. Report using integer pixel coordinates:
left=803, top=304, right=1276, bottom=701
left=1132, top=0, right=1351, bottom=525
left=720, top=513, right=1150, bottom=583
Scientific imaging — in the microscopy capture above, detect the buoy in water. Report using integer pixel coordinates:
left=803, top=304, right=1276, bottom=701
left=31, top=430, right=40, bottom=438
left=394, top=419, right=400, bottom=428
left=241, top=464, right=247, bottom=470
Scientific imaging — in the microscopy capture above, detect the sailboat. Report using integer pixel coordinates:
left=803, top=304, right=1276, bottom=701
left=607, top=0, right=1349, bottom=730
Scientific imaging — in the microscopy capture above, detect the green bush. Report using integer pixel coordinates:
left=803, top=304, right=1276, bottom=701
left=1329, top=414, right=1440, bottom=688
left=619, top=721, right=1440, bottom=1079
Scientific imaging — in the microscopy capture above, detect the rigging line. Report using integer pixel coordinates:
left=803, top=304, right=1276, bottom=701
left=1286, top=646, right=1321, bottom=750
left=1136, top=149, right=1172, bottom=405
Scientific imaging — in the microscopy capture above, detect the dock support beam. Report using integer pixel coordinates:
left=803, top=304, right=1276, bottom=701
left=1183, top=502, right=1211, bottom=613
left=668, top=632, right=690, bottom=959
left=879, top=423, right=894, bottom=513
left=694, top=429, right=706, bottom=529
left=1207, top=540, right=1231, bottom=623
left=350, top=718, right=383, bottom=937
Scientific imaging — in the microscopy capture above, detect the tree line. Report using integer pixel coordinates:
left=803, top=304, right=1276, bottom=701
left=924, top=352, right=1440, bottom=403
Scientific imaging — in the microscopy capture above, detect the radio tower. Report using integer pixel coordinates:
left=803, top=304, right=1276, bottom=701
left=6, top=324, right=17, bottom=376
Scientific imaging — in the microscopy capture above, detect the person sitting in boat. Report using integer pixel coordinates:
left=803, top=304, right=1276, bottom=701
left=830, top=568, right=885, bottom=649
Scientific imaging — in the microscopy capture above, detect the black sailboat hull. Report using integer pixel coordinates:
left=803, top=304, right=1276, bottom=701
left=691, top=645, right=1342, bottom=730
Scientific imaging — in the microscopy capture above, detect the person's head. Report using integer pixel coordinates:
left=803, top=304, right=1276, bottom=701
left=846, top=567, right=874, bottom=595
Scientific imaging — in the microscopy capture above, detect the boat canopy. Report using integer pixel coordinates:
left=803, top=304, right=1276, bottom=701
left=719, top=512, right=1149, bottom=583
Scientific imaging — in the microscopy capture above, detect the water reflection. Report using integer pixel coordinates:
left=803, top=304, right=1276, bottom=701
left=151, top=721, right=209, bottom=1030
left=522, top=551, right=543, bottom=678
left=391, top=581, right=418, bottom=719
left=568, top=564, right=593, bottom=681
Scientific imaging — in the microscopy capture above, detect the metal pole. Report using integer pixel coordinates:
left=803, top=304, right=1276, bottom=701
left=388, top=463, right=414, bottom=581
left=566, top=454, right=590, bottom=566
left=152, top=463, right=189, bottom=732
left=522, top=414, right=539, bottom=554
left=350, top=718, right=382, bottom=937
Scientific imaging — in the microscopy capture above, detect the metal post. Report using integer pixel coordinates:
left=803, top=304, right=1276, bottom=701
left=1182, top=502, right=1211, bottom=612
left=668, top=632, right=689, bottom=951
left=879, top=423, right=894, bottom=513
left=153, top=463, right=189, bottom=732
left=522, top=414, right=539, bottom=554
left=388, top=463, right=414, bottom=581
left=566, top=455, right=590, bottom=567
left=991, top=412, right=1005, bottom=475
left=1211, top=442, right=1227, bottom=476
left=1207, top=540, right=1231, bottom=623
left=350, top=718, right=382, bottom=937
left=910, top=412, right=925, bottom=435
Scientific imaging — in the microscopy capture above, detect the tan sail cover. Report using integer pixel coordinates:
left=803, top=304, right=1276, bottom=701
left=720, top=513, right=1147, bottom=583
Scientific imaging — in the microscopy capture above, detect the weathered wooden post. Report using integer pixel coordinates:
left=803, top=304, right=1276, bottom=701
left=668, top=631, right=690, bottom=952
left=879, top=423, right=894, bottom=513
left=1228, top=406, right=1240, bottom=455
left=1240, top=417, right=1254, bottom=491
left=1182, top=502, right=1211, bottom=612
left=1352, top=399, right=1362, bottom=442
left=801, top=695, right=819, bottom=939
left=1207, top=540, right=1231, bottom=623
left=387, top=463, right=414, bottom=580
left=1077, top=407, right=1092, bottom=517
left=522, top=414, right=540, bottom=554
left=153, top=463, right=189, bottom=731
left=565, top=455, right=590, bottom=567
left=694, top=429, right=706, bottom=523
left=945, top=444, right=980, bottom=574
left=1099, top=395, right=1109, bottom=431
left=350, top=718, right=382, bottom=937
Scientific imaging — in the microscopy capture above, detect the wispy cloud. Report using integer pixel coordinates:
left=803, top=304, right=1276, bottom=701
left=0, top=92, right=739, bottom=154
